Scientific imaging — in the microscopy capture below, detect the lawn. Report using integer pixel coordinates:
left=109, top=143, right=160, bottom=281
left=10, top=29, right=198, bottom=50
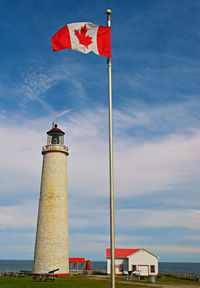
left=1, top=275, right=200, bottom=288
left=0, top=275, right=148, bottom=288
left=156, top=275, right=200, bottom=286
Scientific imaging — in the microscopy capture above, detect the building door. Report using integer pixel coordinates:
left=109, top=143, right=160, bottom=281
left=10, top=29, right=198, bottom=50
left=138, top=265, right=149, bottom=276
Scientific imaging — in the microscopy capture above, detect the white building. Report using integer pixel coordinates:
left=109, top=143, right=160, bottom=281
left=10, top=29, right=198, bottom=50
left=106, top=248, right=159, bottom=276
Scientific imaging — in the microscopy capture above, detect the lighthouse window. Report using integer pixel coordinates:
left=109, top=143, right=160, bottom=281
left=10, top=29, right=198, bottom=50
left=52, top=135, right=59, bottom=144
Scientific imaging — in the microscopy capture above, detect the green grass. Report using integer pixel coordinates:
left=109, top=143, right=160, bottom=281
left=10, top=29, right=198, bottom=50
left=156, top=275, right=200, bottom=286
left=0, top=275, right=147, bottom=288
left=1, top=275, right=200, bottom=288
left=117, top=275, right=200, bottom=286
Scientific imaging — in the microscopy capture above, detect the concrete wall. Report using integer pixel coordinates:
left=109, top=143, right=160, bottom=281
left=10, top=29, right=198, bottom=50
left=33, top=150, right=69, bottom=275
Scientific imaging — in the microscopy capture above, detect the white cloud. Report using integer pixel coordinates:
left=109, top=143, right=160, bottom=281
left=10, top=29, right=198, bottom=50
left=69, top=205, right=200, bottom=233
left=116, top=208, right=200, bottom=230
left=0, top=100, right=200, bottom=259
left=67, top=119, right=200, bottom=198
left=0, top=103, right=200, bottom=201
left=0, top=202, right=37, bottom=230
left=69, top=232, right=200, bottom=260
left=147, top=245, right=200, bottom=255
left=115, top=131, right=200, bottom=196
left=69, top=233, right=109, bottom=259
left=0, top=124, right=43, bottom=197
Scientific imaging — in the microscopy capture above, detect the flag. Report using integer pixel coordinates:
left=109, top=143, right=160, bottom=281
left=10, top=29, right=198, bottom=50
left=51, top=22, right=111, bottom=58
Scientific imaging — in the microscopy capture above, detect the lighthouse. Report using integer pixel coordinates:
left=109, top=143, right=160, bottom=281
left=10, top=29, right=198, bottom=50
left=33, top=123, right=69, bottom=276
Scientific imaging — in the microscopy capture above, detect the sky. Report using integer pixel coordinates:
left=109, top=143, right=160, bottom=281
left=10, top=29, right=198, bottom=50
left=0, top=0, right=200, bottom=263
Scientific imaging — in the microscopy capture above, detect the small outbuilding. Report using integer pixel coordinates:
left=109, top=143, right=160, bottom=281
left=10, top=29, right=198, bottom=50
left=69, top=258, right=92, bottom=275
left=106, top=248, right=159, bottom=276
left=69, top=258, right=86, bottom=274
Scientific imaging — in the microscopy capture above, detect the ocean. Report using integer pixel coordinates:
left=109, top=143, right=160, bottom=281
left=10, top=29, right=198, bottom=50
left=0, top=260, right=200, bottom=274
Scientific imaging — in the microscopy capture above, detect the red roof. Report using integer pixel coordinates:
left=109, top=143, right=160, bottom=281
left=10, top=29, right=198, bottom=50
left=106, top=248, right=141, bottom=258
left=69, top=258, right=86, bottom=263
left=47, top=124, right=65, bottom=135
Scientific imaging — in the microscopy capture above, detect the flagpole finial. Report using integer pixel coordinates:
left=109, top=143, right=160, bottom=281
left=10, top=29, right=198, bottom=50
left=106, top=9, right=112, bottom=15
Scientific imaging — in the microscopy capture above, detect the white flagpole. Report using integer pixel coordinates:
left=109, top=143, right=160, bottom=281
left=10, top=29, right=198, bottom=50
left=106, top=9, right=115, bottom=288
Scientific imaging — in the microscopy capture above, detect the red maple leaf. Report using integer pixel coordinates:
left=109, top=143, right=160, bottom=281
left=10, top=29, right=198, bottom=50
left=74, top=24, right=93, bottom=49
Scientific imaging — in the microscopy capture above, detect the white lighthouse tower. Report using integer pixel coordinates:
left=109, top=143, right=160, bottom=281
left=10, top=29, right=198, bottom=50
left=33, top=123, right=69, bottom=276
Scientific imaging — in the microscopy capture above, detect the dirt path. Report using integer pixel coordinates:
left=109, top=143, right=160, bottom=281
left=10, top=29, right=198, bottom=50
left=117, top=280, right=197, bottom=288
left=87, top=275, right=199, bottom=288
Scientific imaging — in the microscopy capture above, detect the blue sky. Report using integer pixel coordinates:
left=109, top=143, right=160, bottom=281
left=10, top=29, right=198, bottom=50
left=0, top=0, right=200, bottom=263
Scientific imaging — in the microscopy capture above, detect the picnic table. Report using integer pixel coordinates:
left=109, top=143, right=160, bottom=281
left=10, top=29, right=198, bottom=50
left=33, top=268, right=59, bottom=282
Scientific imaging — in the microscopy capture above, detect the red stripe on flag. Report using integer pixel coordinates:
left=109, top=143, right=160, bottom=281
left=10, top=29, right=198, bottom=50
left=97, top=26, right=111, bottom=58
left=51, top=25, right=72, bottom=52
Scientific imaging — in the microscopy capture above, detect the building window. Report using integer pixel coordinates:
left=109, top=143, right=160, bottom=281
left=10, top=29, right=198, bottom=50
left=150, top=265, right=155, bottom=273
left=132, top=265, right=137, bottom=272
left=119, top=264, right=124, bottom=272
left=73, top=263, right=77, bottom=270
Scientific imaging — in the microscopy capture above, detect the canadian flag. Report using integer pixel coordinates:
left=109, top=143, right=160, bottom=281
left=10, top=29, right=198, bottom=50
left=51, top=22, right=111, bottom=58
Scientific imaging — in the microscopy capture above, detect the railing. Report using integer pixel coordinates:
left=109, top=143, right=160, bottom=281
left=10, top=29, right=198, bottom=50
left=42, top=144, right=68, bottom=153
left=159, top=272, right=200, bottom=281
left=69, top=269, right=86, bottom=275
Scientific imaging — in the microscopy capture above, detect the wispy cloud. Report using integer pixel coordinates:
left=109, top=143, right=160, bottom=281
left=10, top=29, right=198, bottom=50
left=20, top=61, right=87, bottom=114
left=56, top=109, right=71, bottom=118
left=114, top=99, right=200, bottom=137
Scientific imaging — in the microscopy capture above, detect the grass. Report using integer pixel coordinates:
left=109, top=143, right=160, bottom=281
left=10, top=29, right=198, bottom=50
left=117, top=275, right=200, bottom=286
left=0, top=275, right=200, bottom=288
left=156, top=275, right=200, bottom=286
left=0, top=275, right=147, bottom=288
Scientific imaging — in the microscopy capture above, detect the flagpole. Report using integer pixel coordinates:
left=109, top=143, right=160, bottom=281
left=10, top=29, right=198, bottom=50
left=106, top=9, right=115, bottom=288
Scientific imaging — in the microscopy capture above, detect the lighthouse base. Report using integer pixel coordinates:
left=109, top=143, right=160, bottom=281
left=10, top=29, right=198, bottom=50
left=55, top=273, right=69, bottom=276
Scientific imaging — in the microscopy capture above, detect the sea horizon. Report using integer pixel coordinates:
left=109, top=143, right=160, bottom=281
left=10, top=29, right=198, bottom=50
left=0, top=259, right=200, bottom=263
left=0, top=259, right=200, bottom=274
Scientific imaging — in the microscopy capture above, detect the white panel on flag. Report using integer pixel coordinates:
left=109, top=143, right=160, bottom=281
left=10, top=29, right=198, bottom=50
left=68, top=22, right=99, bottom=55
